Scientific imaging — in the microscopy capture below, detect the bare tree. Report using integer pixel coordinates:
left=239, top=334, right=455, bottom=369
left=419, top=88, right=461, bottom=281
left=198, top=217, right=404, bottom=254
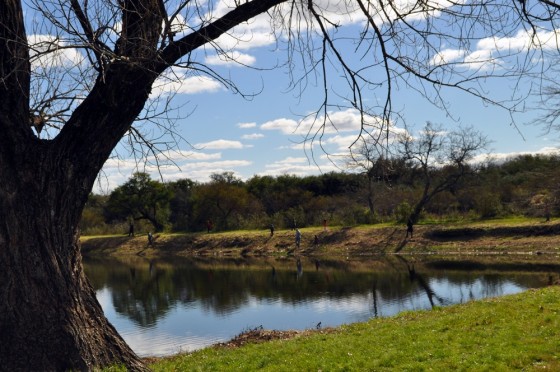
left=0, top=0, right=557, bottom=370
left=347, top=132, right=405, bottom=218
left=397, top=122, right=489, bottom=224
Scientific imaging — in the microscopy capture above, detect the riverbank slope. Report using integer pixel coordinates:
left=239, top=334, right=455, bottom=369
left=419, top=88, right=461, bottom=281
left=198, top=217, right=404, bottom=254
left=82, top=219, right=560, bottom=258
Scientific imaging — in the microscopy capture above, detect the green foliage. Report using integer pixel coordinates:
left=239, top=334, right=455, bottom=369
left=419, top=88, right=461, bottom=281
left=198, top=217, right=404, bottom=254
left=192, top=173, right=256, bottom=231
left=473, top=192, right=503, bottom=218
left=80, top=194, right=108, bottom=234
left=148, top=287, right=560, bottom=371
left=105, top=172, right=172, bottom=232
left=83, top=154, right=560, bottom=234
left=168, top=178, right=195, bottom=231
left=394, top=201, right=412, bottom=223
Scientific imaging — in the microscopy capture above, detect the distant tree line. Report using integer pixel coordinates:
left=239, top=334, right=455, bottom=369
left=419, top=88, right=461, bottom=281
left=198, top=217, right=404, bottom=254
left=80, top=153, right=560, bottom=236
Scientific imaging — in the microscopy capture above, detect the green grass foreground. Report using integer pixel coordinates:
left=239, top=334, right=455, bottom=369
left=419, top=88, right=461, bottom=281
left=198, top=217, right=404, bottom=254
left=147, top=286, right=560, bottom=371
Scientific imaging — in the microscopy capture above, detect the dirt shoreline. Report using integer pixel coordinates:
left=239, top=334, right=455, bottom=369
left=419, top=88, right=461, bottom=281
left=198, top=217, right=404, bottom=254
left=81, top=221, right=560, bottom=258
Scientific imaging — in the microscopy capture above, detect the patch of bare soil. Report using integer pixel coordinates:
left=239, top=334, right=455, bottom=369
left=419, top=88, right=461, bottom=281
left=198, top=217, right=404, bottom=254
left=141, top=326, right=338, bottom=365
left=214, top=325, right=336, bottom=349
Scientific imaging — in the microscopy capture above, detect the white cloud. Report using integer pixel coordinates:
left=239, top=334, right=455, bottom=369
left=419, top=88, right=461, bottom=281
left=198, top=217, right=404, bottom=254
left=184, top=159, right=252, bottom=169
left=274, top=156, right=308, bottom=165
left=318, top=109, right=366, bottom=132
left=176, top=151, right=223, bottom=161
left=194, top=139, right=245, bottom=150
left=167, top=75, right=222, bottom=95
left=238, top=122, right=257, bottom=129
left=325, top=134, right=363, bottom=151
left=260, top=109, right=399, bottom=157
left=102, top=151, right=223, bottom=172
left=284, top=134, right=358, bottom=152
left=429, top=48, right=466, bottom=65
left=463, top=49, right=503, bottom=71
left=278, top=143, right=305, bottom=150
left=205, top=51, right=257, bottom=66
left=260, top=117, right=299, bottom=134
left=145, top=150, right=222, bottom=164
left=471, top=146, right=560, bottom=164
left=475, top=29, right=560, bottom=54
left=28, top=34, right=85, bottom=69
left=533, top=29, right=560, bottom=50
left=151, top=71, right=223, bottom=97
left=241, top=133, right=264, bottom=140
left=260, top=108, right=366, bottom=136
left=208, top=5, right=277, bottom=51
left=430, top=28, right=560, bottom=70
left=262, top=159, right=338, bottom=178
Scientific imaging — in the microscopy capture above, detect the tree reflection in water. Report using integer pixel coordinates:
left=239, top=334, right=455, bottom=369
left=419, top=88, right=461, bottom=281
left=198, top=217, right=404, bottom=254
left=83, top=255, right=560, bottom=355
left=397, top=255, right=450, bottom=309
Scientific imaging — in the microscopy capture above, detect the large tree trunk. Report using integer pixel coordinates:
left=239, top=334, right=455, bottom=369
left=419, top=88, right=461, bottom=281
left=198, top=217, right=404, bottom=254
left=0, top=57, right=155, bottom=370
left=0, top=152, right=147, bottom=371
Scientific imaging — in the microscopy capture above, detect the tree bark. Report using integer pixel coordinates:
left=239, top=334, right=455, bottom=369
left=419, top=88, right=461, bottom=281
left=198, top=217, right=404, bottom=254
left=0, top=237, right=146, bottom=370
left=0, top=144, right=148, bottom=371
left=0, top=172, right=144, bottom=371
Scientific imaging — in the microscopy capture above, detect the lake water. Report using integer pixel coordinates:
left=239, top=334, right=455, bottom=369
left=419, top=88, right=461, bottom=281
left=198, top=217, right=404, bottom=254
left=83, top=255, right=560, bottom=357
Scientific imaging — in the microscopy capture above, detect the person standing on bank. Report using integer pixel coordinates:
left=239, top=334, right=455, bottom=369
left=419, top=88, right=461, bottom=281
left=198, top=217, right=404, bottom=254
left=295, top=228, right=301, bottom=248
left=406, top=218, right=414, bottom=238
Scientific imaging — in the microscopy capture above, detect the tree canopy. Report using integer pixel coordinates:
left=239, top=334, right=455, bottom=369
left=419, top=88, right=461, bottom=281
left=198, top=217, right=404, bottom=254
left=106, top=172, right=172, bottom=231
left=83, top=154, right=560, bottom=236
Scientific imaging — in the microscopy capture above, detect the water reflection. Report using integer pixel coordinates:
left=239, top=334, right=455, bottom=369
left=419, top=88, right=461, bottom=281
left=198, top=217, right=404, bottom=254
left=83, top=255, right=560, bottom=356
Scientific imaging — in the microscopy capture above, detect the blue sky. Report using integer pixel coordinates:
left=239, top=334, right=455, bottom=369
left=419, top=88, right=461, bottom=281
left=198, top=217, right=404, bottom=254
left=96, top=48, right=557, bottom=192
left=22, top=0, right=560, bottom=192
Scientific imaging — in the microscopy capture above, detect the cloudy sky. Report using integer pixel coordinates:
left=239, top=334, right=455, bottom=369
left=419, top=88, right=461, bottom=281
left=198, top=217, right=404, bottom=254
left=25, top=0, right=560, bottom=193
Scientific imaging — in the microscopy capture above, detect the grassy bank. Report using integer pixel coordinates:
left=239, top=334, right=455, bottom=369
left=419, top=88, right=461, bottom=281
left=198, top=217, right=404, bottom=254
left=146, top=286, right=560, bottom=371
left=82, top=218, right=560, bottom=258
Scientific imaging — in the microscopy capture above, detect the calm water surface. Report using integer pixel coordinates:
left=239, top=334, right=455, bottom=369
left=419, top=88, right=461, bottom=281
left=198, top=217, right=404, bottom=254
left=83, top=255, right=560, bottom=357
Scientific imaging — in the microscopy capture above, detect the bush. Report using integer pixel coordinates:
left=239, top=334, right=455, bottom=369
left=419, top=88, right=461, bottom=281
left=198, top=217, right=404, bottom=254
left=394, top=201, right=412, bottom=223
left=474, top=193, right=502, bottom=218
